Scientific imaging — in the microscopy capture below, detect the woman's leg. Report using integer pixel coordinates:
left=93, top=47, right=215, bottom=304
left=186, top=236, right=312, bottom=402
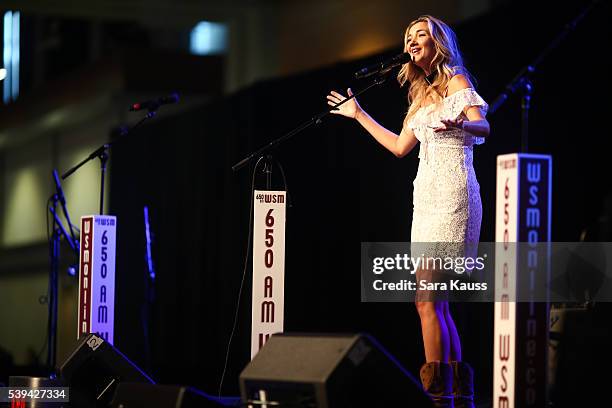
left=416, top=297, right=454, bottom=407
left=443, top=302, right=462, bottom=362
left=443, top=303, right=475, bottom=408
left=415, top=300, right=450, bottom=362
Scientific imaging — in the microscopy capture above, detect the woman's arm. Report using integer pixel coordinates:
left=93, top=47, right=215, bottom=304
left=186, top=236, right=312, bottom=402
left=435, top=74, right=490, bottom=137
left=355, top=108, right=418, bottom=158
left=327, top=88, right=418, bottom=158
left=462, top=106, right=490, bottom=138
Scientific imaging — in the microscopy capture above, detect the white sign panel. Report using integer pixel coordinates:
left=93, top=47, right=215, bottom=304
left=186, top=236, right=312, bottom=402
left=494, top=153, right=552, bottom=408
left=495, top=154, right=519, bottom=408
left=78, top=215, right=117, bottom=344
left=251, top=191, right=286, bottom=359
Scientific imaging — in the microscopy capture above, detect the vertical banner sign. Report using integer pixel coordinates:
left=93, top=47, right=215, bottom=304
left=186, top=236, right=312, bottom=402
left=495, top=155, right=518, bottom=408
left=78, top=215, right=117, bottom=344
left=494, top=154, right=552, bottom=408
left=251, top=190, right=286, bottom=359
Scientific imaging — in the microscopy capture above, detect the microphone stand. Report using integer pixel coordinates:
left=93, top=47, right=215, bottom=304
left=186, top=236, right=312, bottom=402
left=47, top=196, right=78, bottom=373
left=232, top=71, right=391, bottom=172
left=488, top=0, right=600, bottom=152
left=61, top=110, right=158, bottom=215
left=49, top=102, right=165, bottom=371
left=221, top=68, right=391, bottom=396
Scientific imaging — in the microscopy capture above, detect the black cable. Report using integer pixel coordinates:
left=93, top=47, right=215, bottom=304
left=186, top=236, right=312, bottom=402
left=218, top=156, right=265, bottom=398
left=274, top=159, right=291, bottom=208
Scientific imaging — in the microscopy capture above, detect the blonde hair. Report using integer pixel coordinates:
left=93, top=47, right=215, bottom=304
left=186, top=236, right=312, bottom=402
left=397, top=15, right=472, bottom=124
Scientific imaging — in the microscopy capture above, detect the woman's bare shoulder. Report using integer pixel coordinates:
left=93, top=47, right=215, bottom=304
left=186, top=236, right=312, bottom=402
left=446, top=74, right=474, bottom=97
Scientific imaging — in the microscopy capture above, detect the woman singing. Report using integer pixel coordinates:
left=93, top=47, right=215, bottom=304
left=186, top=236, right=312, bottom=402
left=326, top=15, right=490, bottom=408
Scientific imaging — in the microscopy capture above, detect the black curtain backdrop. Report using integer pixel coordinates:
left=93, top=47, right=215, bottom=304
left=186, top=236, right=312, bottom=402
left=109, top=0, right=611, bottom=400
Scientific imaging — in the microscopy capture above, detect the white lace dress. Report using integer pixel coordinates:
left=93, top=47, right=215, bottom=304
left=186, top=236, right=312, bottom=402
left=405, top=87, right=488, bottom=260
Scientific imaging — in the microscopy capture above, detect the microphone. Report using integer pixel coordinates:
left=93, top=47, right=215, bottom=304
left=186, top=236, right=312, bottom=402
left=129, top=92, right=180, bottom=112
left=354, top=52, right=412, bottom=79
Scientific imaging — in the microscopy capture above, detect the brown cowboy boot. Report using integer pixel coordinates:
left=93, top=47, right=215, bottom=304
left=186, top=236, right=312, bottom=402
left=451, top=361, right=475, bottom=408
left=420, top=361, right=454, bottom=408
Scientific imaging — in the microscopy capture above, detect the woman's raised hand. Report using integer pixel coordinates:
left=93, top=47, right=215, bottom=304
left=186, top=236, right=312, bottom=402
left=433, top=118, right=464, bottom=133
left=326, top=88, right=361, bottom=119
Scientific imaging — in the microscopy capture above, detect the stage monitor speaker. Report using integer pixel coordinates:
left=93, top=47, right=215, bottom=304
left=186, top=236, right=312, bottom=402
left=239, top=333, right=433, bottom=408
left=109, top=383, right=241, bottom=408
left=59, top=333, right=155, bottom=408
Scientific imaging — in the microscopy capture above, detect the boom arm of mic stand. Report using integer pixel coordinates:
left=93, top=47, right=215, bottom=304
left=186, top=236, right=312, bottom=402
left=489, top=65, right=534, bottom=114
left=60, top=111, right=157, bottom=215
left=489, top=0, right=600, bottom=115
left=61, top=112, right=155, bottom=180
left=232, top=74, right=388, bottom=172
